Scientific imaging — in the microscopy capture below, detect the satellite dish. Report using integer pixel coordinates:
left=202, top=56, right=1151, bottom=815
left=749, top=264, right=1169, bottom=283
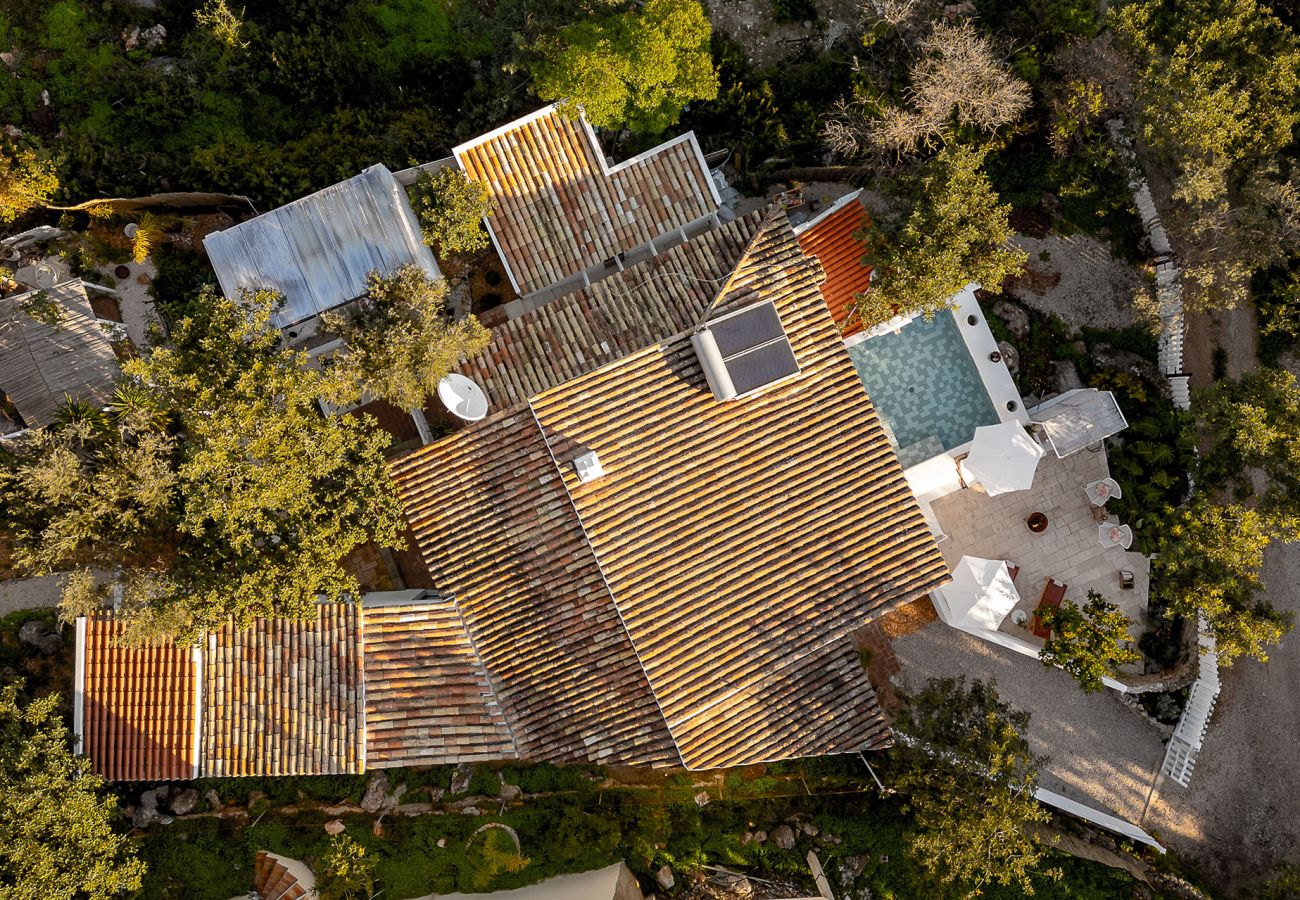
left=437, top=373, right=489, bottom=422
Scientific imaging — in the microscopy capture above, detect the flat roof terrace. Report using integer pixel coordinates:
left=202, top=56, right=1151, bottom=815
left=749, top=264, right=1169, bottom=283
left=931, top=446, right=1150, bottom=651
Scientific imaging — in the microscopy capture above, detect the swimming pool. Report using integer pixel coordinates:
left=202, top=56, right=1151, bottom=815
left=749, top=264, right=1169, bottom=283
left=846, top=310, right=1000, bottom=468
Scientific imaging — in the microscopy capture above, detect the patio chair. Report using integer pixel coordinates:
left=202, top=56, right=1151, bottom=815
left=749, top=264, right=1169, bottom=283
left=1120, top=569, right=1135, bottom=590
left=1031, top=578, right=1068, bottom=640
left=1005, top=562, right=1021, bottom=583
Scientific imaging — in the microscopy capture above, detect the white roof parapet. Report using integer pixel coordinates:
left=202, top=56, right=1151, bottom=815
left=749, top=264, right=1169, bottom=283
left=203, top=164, right=439, bottom=328
left=1030, top=388, right=1129, bottom=458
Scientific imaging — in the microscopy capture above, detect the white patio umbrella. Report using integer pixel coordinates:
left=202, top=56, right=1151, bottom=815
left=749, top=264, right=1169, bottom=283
left=959, top=421, right=1046, bottom=496
left=936, top=556, right=1021, bottom=632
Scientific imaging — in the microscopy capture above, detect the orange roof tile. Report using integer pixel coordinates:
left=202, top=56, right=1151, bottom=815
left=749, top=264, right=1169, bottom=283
left=362, top=592, right=518, bottom=767
left=455, top=106, right=718, bottom=296
left=530, top=210, right=947, bottom=768
left=202, top=604, right=365, bottom=777
left=78, top=616, right=198, bottom=781
left=796, top=196, right=872, bottom=338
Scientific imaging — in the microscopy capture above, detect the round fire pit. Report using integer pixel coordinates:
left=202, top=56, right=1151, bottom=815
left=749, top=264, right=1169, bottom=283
left=1026, top=512, right=1049, bottom=533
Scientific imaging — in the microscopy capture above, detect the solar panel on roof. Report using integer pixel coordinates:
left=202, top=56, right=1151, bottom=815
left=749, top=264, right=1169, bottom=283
left=709, top=301, right=786, bottom=356
left=692, top=300, right=801, bottom=400
left=726, top=339, right=800, bottom=395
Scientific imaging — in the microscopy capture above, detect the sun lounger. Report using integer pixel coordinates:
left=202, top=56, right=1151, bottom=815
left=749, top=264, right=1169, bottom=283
left=1031, top=578, right=1068, bottom=640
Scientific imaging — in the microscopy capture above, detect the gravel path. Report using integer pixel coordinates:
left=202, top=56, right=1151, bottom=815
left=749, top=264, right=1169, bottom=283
left=1142, top=543, right=1300, bottom=894
left=1008, top=233, right=1144, bottom=332
left=892, top=623, right=1166, bottom=825
left=0, top=574, right=70, bottom=617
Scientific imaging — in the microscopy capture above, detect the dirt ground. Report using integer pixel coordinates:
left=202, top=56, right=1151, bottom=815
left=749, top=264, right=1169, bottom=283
left=1007, top=233, right=1144, bottom=332
left=1142, top=542, right=1300, bottom=895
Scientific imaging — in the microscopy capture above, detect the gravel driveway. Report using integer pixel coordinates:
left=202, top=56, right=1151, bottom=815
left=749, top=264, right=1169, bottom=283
left=1142, top=542, right=1300, bottom=893
left=892, top=624, right=1167, bottom=825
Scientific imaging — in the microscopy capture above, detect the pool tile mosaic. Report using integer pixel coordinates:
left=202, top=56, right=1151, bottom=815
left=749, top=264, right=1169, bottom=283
left=846, top=312, right=999, bottom=468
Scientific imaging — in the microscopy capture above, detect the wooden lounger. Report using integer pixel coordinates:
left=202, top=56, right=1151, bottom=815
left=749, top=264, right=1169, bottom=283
left=1031, top=578, right=1068, bottom=640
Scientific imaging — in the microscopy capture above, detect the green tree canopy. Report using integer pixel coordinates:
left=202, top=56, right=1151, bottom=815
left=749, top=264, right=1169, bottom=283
left=0, top=141, right=59, bottom=224
left=1, top=288, right=406, bottom=643
left=894, top=677, right=1059, bottom=895
left=1113, top=0, right=1300, bottom=309
left=859, top=144, right=1026, bottom=327
left=0, top=683, right=145, bottom=899
left=1154, top=500, right=1296, bottom=666
left=1196, top=368, right=1300, bottom=510
left=528, top=0, right=719, bottom=134
left=322, top=265, right=491, bottom=412
left=1038, top=590, right=1141, bottom=692
left=409, top=167, right=495, bottom=257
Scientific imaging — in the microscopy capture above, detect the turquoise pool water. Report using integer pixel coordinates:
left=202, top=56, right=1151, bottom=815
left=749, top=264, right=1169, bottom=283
left=846, top=312, right=999, bottom=468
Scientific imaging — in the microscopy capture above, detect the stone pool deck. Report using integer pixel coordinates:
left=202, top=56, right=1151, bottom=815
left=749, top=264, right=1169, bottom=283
left=931, top=446, right=1150, bottom=649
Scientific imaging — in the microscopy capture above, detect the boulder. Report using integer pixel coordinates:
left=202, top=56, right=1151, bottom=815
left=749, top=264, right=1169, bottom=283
left=450, top=762, right=473, bottom=796
left=436, top=838, right=447, bottom=849
left=712, top=871, right=753, bottom=897
left=360, top=772, right=390, bottom=813
left=655, top=865, right=675, bottom=890
left=752, top=830, right=766, bottom=844
left=169, top=788, right=199, bottom=816
left=838, top=855, right=868, bottom=884
left=1051, top=359, right=1084, bottom=395
left=693, top=791, right=710, bottom=806
left=996, top=340, right=1020, bottom=378
left=203, top=789, right=222, bottom=810
left=500, top=782, right=522, bottom=803
left=324, top=819, right=346, bottom=836
left=797, top=820, right=818, bottom=837
left=460, top=806, right=481, bottom=816
left=18, top=620, right=62, bottom=655
left=771, top=824, right=796, bottom=850
left=992, top=300, right=1030, bottom=340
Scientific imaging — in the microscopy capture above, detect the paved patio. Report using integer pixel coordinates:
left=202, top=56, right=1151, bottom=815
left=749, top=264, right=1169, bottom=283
left=931, top=447, right=1150, bottom=653
left=892, top=621, right=1167, bottom=825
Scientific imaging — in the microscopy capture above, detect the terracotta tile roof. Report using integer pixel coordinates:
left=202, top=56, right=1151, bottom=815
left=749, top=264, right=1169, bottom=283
left=389, top=409, right=677, bottom=767
left=528, top=210, right=948, bottom=769
left=0, top=280, right=120, bottom=428
left=77, top=616, right=198, bottom=781
left=457, top=213, right=762, bottom=409
left=202, top=604, right=365, bottom=777
left=454, top=106, right=719, bottom=296
left=362, top=591, right=518, bottom=766
left=796, top=195, right=872, bottom=338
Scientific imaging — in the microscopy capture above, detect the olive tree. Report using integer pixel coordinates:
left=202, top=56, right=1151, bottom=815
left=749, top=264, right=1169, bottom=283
left=0, top=142, right=59, bottom=224
left=894, top=677, right=1060, bottom=895
left=1153, top=500, right=1296, bottom=666
left=321, top=264, right=491, bottom=412
left=1, top=288, right=407, bottom=643
left=1038, top=591, right=1141, bottom=692
left=409, top=167, right=495, bottom=257
left=1114, top=0, right=1300, bottom=310
left=528, top=0, right=719, bottom=134
left=0, top=683, right=145, bottom=899
left=858, top=144, right=1026, bottom=327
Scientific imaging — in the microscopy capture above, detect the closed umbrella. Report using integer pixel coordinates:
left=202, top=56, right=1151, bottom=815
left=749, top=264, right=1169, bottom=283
left=960, top=421, right=1045, bottom=496
left=936, top=556, right=1021, bottom=631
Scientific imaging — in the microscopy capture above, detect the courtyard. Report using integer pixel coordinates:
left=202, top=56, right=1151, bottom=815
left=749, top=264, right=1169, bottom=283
left=931, top=446, right=1150, bottom=654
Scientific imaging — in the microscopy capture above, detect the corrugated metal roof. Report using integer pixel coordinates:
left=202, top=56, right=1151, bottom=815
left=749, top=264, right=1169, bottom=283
left=0, top=280, right=119, bottom=428
left=203, top=165, right=439, bottom=327
left=1032, top=389, right=1129, bottom=458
